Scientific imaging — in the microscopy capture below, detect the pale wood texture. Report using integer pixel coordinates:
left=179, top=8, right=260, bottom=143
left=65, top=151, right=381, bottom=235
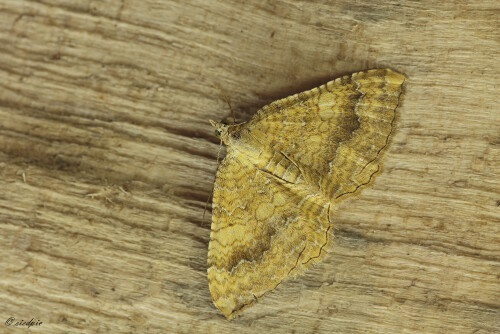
left=0, top=1, right=498, bottom=333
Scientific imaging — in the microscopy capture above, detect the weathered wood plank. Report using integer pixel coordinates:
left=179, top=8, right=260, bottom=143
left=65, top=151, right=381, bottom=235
left=0, top=0, right=498, bottom=333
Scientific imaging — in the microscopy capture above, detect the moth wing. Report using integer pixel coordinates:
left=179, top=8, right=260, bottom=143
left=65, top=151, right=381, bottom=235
left=207, top=151, right=331, bottom=319
left=246, top=68, right=405, bottom=201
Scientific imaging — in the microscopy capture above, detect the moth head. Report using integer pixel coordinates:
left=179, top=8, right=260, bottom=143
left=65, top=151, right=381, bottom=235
left=210, top=120, right=230, bottom=140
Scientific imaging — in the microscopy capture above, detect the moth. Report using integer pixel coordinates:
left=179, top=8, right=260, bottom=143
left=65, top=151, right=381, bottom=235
left=207, top=69, right=405, bottom=319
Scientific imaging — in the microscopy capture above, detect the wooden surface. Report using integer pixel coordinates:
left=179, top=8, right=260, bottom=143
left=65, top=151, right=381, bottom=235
left=0, top=0, right=498, bottom=333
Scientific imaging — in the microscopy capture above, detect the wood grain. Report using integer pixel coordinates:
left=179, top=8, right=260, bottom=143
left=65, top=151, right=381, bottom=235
left=0, top=0, right=498, bottom=333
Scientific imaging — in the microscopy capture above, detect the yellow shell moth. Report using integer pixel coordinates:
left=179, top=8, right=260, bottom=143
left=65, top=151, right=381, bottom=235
left=207, top=69, right=406, bottom=319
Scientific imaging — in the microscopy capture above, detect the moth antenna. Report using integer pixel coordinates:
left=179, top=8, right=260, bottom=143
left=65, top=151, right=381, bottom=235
left=202, top=187, right=212, bottom=227
left=203, top=137, right=223, bottom=227
left=213, top=83, right=236, bottom=124
left=216, top=137, right=223, bottom=164
left=229, top=99, right=236, bottom=124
